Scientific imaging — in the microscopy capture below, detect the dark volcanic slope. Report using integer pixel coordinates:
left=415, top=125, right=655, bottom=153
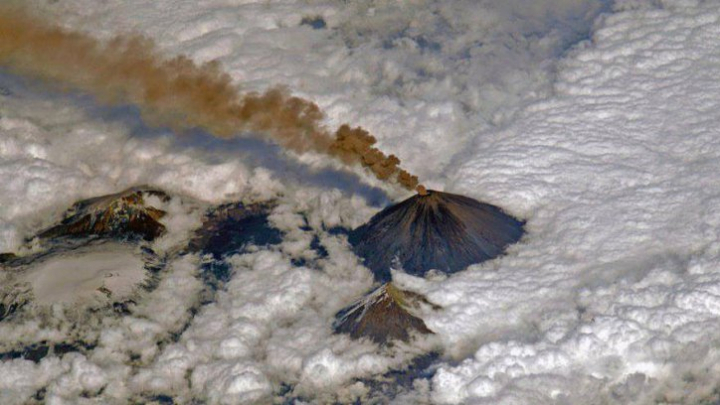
left=188, top=201, right=281, bottom=259
left=349, top=190, right=524, bottom=282
left=37, top=186, right=169, bottom=241
left=333, top=283, right=432, bottom=345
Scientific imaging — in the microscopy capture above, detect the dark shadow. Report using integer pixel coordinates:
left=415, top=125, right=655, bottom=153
left=300, top=16, right=327, bottom=30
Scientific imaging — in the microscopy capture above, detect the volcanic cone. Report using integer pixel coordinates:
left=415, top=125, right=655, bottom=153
left=349, top=190, right=524, bottom=282
left=333, top=283, right=433, bottom=345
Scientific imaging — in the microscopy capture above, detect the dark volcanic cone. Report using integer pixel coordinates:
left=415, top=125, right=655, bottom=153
left=333, top=283, right=434, bottom=345
left=349, top=190, right=524, bottom=282
left=37, top=186, right=169, bottom=242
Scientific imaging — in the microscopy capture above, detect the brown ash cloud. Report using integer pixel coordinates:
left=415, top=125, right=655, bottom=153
left=0, top=5, right=420, bottom=191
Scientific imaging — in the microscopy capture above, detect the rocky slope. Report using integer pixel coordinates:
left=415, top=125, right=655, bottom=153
left=37, top=186, right=169, bottom=242
left=349, top=190, right=524, bottom=282
left=334, top=283, right=435, bottom=345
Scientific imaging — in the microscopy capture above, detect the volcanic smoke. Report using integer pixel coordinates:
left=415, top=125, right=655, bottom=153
left=0, top=6, right=421, bottom=191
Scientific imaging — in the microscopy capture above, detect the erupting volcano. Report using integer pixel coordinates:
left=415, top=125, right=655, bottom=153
left=349, top=189, right=525, bottom=282
left=0, top=4, right=531, bottom=401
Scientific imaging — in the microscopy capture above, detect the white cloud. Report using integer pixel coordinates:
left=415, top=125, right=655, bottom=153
left=7, top=0, right=720, bottom=403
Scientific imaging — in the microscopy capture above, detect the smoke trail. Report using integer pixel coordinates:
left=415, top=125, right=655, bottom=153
left=0, top=6, right=420, bottom=191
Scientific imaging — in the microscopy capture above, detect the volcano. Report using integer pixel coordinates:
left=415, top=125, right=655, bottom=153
left=333, top=283, right=434, bottom=345
left=188, top=201, right=281, bottom=259
left=37, top=186, right=169, bottom=242
left=349, top=190, right=524, bottom=282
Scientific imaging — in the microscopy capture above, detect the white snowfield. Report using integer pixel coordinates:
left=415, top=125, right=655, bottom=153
left=2, top=0, right=720, bottom=404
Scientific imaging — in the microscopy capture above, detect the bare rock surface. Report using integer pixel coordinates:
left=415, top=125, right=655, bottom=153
left=37, top=186, right=169, bottom=242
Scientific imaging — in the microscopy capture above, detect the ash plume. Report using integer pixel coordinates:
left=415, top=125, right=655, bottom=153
left=0, top=6, right=420, bottom=191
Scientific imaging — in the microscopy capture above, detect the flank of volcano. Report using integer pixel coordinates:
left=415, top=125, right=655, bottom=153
left=37, top=186, right=169, bottom=242
left=349, top=190, right=524, bottom=282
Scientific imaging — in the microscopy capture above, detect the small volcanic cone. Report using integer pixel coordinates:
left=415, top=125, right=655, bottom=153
left=333, top=283, right=433, bottom=345
left=349, top=190, right=524, bottom=282
left=38, top=186, right=169, bottom=242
